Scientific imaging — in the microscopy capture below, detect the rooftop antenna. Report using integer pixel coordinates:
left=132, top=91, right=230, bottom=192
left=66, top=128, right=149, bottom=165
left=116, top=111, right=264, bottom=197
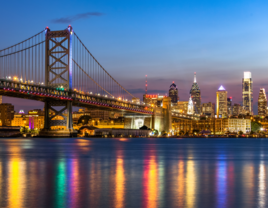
left=145, top=75, right=147, bottom=94
left=194, top=72, right=197, bottom=83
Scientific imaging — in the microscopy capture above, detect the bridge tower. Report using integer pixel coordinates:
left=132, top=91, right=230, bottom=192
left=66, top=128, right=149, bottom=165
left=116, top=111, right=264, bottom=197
left=42, top=26, right=75, bottom=136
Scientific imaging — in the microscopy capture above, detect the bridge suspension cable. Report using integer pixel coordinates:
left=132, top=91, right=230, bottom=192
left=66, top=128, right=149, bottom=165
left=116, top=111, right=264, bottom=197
left=0, top=27, right=137, bottom=101
left=72, top=59, right=113, bottom=97
left=0, top=30, right=45, bottom=85
left=73, top=32, right=136, bottom=100
left=0, top=30, right=44, bottom=52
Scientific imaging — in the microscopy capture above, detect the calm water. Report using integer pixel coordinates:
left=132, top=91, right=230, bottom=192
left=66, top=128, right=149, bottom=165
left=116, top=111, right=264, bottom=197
left=0, top=137, right=267, bottom=208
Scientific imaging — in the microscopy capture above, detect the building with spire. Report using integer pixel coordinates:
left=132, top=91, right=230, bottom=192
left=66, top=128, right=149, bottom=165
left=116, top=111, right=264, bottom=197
left=187, top=96, right=194, bottom=115
left=258, top=88, right=267, bottom=117
left=242, top=71, right=253, bottom=115
left=216, top=85, right=228, bottom=118
left=169, top=81, right=178, bottom=105
left=190, top=72, right=201, bottom=114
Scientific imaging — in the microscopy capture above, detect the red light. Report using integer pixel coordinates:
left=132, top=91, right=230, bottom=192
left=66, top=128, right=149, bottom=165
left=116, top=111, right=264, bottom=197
left=173, top=81, right=174, bottom=83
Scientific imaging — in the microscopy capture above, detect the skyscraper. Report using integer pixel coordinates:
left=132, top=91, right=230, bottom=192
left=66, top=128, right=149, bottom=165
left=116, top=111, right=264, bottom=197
left=233, top=103, right=242, bottom=116
left=227, top=97, right=232, bottom=116
left=216, top=85, right=228, bottom=118
left=258, top=88, right=267, bottom=117
left=242, top=71, right=253, bottom=115
left=190, top=72, right=201, bottom=114
left=201, top=102, right=215, bottom=117
left=169, top=82, right=178, bottom=105
left=187, top=96, right=194, bottom=115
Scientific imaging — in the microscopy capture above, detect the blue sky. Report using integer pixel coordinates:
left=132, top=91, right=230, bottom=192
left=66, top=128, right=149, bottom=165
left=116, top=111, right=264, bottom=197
left=1, top=0, right=268, bottom=113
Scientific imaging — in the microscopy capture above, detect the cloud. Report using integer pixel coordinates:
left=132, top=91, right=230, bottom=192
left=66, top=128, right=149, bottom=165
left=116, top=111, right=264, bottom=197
left=51, top=12, right=103, bottom=24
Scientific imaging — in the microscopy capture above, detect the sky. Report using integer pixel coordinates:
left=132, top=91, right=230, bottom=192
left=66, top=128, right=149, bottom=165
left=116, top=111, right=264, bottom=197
left=1, top=0, right=268, bottom=113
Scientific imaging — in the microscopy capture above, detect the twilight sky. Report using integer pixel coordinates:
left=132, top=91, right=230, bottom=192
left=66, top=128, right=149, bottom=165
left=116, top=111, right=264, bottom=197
left=1, top=0, right=268, bottom=113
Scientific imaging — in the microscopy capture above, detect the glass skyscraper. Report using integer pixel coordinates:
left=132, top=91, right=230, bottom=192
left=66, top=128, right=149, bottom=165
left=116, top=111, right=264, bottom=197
left=169, top=82, right=178, bottom=105
left=242, top=71, right=253, bottom=115
left=258, top=88, right=267, bottom=117
left=190, top=72, right=201, bottom=114
left=216, top=85, right=228, bottom=118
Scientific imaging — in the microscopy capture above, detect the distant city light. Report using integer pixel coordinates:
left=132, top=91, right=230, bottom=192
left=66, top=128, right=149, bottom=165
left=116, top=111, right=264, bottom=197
left=244, top=71, right=251, bottom=79
left=218, top=85, right=225, bottom=91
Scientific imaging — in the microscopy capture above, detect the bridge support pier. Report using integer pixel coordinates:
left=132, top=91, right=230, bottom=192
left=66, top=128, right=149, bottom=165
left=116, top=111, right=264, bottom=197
left=40, top=100, right=77, bottom=137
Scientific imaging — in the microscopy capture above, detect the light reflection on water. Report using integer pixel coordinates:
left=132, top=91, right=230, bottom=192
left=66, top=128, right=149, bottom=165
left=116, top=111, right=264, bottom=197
left=0, top=138, right=267, bottom=208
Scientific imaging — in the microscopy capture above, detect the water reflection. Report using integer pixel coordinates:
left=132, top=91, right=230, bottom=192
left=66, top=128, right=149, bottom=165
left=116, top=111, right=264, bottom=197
left=0, top=138, right=267, bottom=208
left=142, top=145, right=158, bottom=208
left=178, top=159, right=185, bottom=207
left=216, top=154, right=226, bottom=208
left=258, top=161, right=266, bottom=208
left=55, top=158, right=66, bottom=208
left=186, top=160, right=196, bottom=208
left=114, top=149, right=125, bottom=208
left=8, top=145, right=25, bottom=208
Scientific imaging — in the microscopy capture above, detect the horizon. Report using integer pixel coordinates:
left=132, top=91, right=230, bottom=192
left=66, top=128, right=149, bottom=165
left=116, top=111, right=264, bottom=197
left=1, top=0, right=268, bottom=114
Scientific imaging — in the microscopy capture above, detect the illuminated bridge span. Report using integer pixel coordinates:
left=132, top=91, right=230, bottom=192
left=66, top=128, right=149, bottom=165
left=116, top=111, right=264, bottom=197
left=0, top=26, right=153, bottom=135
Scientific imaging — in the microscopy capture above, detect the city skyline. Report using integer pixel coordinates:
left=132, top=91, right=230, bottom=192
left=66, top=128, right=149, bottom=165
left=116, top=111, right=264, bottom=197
left=1, top=0, right=268, bottom=114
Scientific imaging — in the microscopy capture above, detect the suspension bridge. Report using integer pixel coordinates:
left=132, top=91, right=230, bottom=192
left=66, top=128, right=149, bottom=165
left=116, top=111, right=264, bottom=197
left=0, top=25, right=157, bottom=136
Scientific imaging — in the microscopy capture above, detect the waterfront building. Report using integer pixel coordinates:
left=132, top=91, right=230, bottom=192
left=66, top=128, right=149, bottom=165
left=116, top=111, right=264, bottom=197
left=227, top=97, right=232, bottom=116
left=0, top=103, right=14, bottom=126
left=172, top=118, right=251, bottom=135
left=242, top=71, right=253, bottom=115
left=201, top=102, right=215, bottom=117
left=233, top=104, right=242, bottom=116
left=190, top=72, right=201, bottom=114
left=11, top=109, right=44, bottom=130
left=258, top=88, right=267, bottom=117
left=216, top=85, right=228, bottom=118
left=187, top=96, right=194, bottom=115
left=174, top=101, right=188, bottom=114
left=169, top=82, right=178, bottom=105
left=143, top=94, right=166, bottom=107
left=87, top=109, right=110, bottom=120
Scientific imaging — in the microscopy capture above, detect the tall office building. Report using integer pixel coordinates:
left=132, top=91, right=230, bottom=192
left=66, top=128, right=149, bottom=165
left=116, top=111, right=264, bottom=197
left=242, top=71, right=253, bottom=115
left=190, top=72, right=201, bottom=114
left=169, top=82, right=178, bottom=105
left=187, top=96, right=194, bottom=115
left=233, top=104, right=242, bottom=116
left=258, top=88, right=267, bottom=117
left=227, top=97, right=232, bottom=116
left=202, top=102, right=215, bottom=118
left=0, top=103, right=14, bottom=126
left=216, top=85, right=228, bottom=118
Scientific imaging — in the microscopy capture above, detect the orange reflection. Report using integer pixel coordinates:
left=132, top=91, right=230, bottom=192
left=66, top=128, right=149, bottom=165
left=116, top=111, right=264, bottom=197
left=178, top=159, right=185, bottom=207
left=119, top=138, right=128, bottom=142
left=8, top=145, right=25, bottom=208
left=186, top=160, right=196, bottom=208
left=76, top=139, right=91, bottom=152
left=143, top=149, right=158, bottom=208
left=243, top=163, right=254, bottom=204
left=114, top=150, right=125, bottom=208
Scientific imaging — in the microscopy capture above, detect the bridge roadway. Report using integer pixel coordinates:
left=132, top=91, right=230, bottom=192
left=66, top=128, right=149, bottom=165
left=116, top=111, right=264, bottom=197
left=0, top=79, right=153, bottom=115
